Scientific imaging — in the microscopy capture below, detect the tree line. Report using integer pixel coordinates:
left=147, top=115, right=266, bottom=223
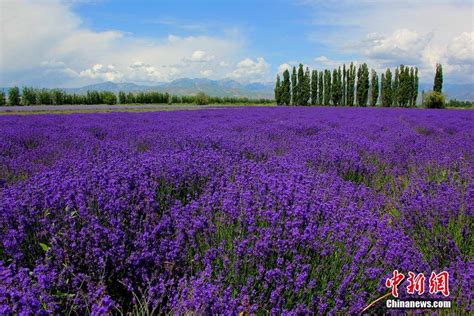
left=0, top=88, right=273, bottom=106
left=275, top=62, right=423, bottom=107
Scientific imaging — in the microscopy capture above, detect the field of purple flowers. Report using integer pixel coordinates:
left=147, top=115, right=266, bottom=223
left=0, top=107, right=472, bottom=314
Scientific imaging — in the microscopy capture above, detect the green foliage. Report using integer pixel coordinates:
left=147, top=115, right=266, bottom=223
left=392, top=68, right=399, bottom=106
left=310, top=70, right=318, bottom=105
left=342, top=64, right=346, bottom=106
left=381, top=68, right=392, bottom=107
left=323, top=69, right=331, bottom=105
left=318, top=71, right=324, bottom=105
left=301, top=67, right=311, bottom=106
left=0, top=91, right=5, bottom=105
left=51, top=89, right=64, bottom=105
left=281, top=69, right=291, bottom=105
left=195, top=92, right=209, bottom=105
left=296, top=64, right=304, bottom=105
left=356, top=63, right=369, bottom=106
left=101, top=91, right=117, bottom=105
left=331, top=68, right=342, bottom=105
left=434, top=63, right=443, bottom=93
left=8, top=86, right=20, bottom=105
left=423, top=91, right=446, bottom=109
left=274, top=74, right=282, bottom=105
left=118, top=91, right=127, bottom=104
left=447, top=99, right=473, bottom=108
left=22, top=87, right=37, bottom=105
left=346, top=63, right=356, bottom=106
left=291, top=66, right=297, bottom=105
left=412, top=68, right=419, bottom=106
left=370, top=70, right=379, bottom=106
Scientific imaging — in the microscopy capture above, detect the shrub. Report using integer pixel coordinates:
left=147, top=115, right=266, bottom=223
left=194, top=92, right=209, bottom=105
left=8, top=87, right=20, bottom=105
left=423, top=90, right=445, bottom=109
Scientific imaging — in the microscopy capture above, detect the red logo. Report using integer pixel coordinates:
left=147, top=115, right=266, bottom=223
left=385, top=270, right=450, bottom=297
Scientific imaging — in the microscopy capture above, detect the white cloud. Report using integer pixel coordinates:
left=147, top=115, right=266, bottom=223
left=189, top=50, right=215, bottom=62
left=229, top=57, right=270, bottom=81
left=79, top=64, right=124, bottom=81
left=0, top=0, right=250, bottom=87
left=277, top=63, right=292, bottom=73
left=200, top=69, right=213, bottom=76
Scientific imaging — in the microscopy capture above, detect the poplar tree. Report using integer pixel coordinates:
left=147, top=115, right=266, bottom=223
left=0, top=91, right=6, bottom=105
left=433, top=63, right=443, bottom=93
left=274, top=74, right=282, bottom=105
left=311, top=70, right=318, bottom=105
left=301, top=67, right=311, bottom=106
left=380, top=74, right=386, bottom=107
left=323, top=69, right=331, bottom=105
left=318, top=71, right=324, bottom=105
left=356, top=63, right=369, bottom=106
left=296, top=64, right=305, bottom=105
left=370, top=69, right=379, bottom=106
left=8, top=87, right=20, bottom=105
left=342, top=64, right=346, bottom=106
left=392, top=68, right=399, bottom=106
left=413, top=67, right=419, bottom=106
left=381, top=68, right=393, bottom=107
left=281, top=69, right=291, bottom=105
left=291, top=66, right=297, bottom=105
left=347, top=63, right=356, bottom=106
left=118, top=91, right=127, bottom=104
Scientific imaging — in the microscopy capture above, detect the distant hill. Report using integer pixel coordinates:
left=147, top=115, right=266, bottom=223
left=63, top=78, right=275, bottom=99
left=2, top=79, right=472, bottom=101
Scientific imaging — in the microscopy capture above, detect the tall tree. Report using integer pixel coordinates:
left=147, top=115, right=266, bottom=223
left=412, top=67, right=419, bottom=106
left=342, top=64, right=346, bottom=106
left=296, top=64, right=305, bottom=105
left=381, top=68, right=392, bottom=107
left=274, top=74, right=282, bottom=105
left=323, top=69, right=331, bottom=105
left=318, top=71, right=324, bottom=105
left=8, top=87, right=20, bottom=106
left=291, top=66, right=297, bottom=105
left=301, top=67, right=311, bottom=106
left=311, top=70, right=318, bottom=105
left=0, top=91, right=6, bottom=106
left=433, top=63, right=443, bottom=93
left=370, top=69, right=379, bottom=106
left=356, top=63, right=369, bottom=106
left=347, top=63, right=356, bottom=106
left=118, top=91, right=127, bottom=104
left=331, top=67, right=343, bottom=105
left=392, top=67, right=399, bottom=106
left=281, top=69, right=291, bottom=105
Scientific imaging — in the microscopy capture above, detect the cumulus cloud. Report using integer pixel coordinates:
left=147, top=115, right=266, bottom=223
left=189, top=50, right=215, bottom=62
left=0, top=0, right=250, bottom=86
left=229, top=57, right=270, bottom=81
left=361, top=29, right=433, bottom=66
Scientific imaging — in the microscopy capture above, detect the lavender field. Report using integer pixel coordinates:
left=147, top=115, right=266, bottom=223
left=0, top=107, right=472, bottom=314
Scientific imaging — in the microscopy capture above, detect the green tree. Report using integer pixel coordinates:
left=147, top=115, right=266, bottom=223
left=301, top=67, right=311, bottom=106
left=281, top=69, right=291, bottom=105
left=356, top=63, right=369, bottom=106
left=0, top=91, right=6, bottom=105
left=311, top=70, right=318, bottom=105
left=8, top=87, right=20, bottom=105
left=392, top=67, right=399, bottom=106
left=423, top=91, right=445, bottom=109
left=346, top=63, right=356, bottom=106
left=381, top=68, right=392, bottom=107
left=342, top=64, right=346, bottom=106
left=433, top=63, right=443, bottom=93
left=22, top=87, right=37, bottom=105
left=318, top=71, right=324, bottom=105
left=331, top=68, right=342, bottom=105
left=296, top=64, right=304, bottom=105
left=118, top=91, right=127, bottom=104
left=274, top=74, right=282, bottom=105
left=291, top=66, right=297, bottom=105
left=195, top=92, right=209, bottom=105
left=51, top=89, right=64, bottom=105
left=323, top=69, right=331, bottom=105
left=412, top=67, right=419, bottom=106
left=370, top=69, right=379, bottom=106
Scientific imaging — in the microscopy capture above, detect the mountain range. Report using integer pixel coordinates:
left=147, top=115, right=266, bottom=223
left=2, top=79, right=473, bottom=101
left=63, top=79, right=275, bottom=99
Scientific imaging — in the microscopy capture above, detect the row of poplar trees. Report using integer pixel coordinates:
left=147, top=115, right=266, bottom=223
left=274, top=63, right=419, bottom=107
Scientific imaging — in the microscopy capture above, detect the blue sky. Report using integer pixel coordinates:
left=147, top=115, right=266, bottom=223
left=1, top=0, right=473, bottom=87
